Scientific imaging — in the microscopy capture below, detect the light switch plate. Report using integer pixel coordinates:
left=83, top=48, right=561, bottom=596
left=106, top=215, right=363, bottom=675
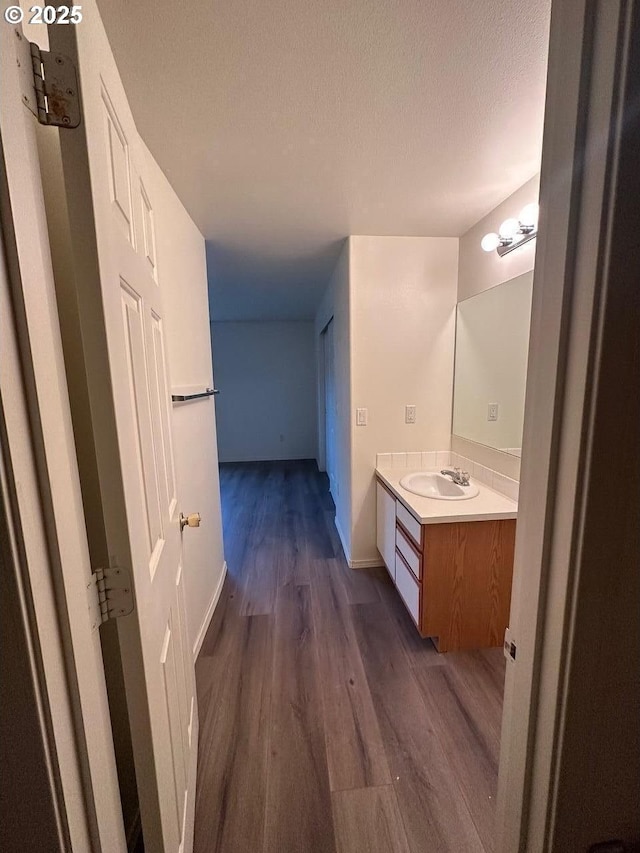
left=488, top=403, right=499, bottom=421
left=405, top=404, right=416, bottom=424
left=356, top=407, right=368, bottom=426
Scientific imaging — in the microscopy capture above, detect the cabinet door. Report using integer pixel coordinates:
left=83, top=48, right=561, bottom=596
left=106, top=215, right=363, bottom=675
left=376, top=482, right=396, bottom=577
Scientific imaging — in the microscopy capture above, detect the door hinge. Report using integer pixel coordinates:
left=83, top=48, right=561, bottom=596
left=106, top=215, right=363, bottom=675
left=15, top=28, right=81, bottom=128
left=88, top=566, right=134, bottom=631
left=504, top=626, right=517, bottom=661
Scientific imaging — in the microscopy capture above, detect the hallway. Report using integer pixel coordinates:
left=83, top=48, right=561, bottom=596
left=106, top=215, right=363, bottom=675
left=194, top=461, right=505, bottom=853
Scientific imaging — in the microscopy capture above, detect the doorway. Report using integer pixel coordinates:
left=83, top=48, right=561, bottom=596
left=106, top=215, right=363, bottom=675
left=2, top=1, right=638, bottom=851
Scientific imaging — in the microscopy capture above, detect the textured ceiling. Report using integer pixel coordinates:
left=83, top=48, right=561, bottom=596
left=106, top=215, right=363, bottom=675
left=96, top=0, right=551, bottom=319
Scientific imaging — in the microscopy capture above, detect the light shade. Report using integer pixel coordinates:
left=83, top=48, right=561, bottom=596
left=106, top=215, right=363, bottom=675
left=519, top=202, right=539, bottom=229
left=481, top=232, right=501, bottom=252
left=499, top=218, right=520, bottom=240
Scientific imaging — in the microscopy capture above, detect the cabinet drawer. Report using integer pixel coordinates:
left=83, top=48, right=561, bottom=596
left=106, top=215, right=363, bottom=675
left=396, top=502, right=422, bottom=549
left=396, top=523, right=422, bottom=580
left=394, top=550, right=420, bottom=626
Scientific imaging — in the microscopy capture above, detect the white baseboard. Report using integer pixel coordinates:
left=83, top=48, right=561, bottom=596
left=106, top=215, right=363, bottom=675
left=349, top=556, right=385, bottom=569
left=192, top=561, right=227, bottom=661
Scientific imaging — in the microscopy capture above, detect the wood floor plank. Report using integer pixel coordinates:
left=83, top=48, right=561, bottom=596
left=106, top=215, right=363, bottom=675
left=453, top=648, right=506, bottom=707
left=444, top=649, right=506, bottom=758
left=240, top=467, right=281, bottom=616
left=277, top=464, right=313, bottom=587
left=196, top=564, right=247, bottom=653
left=332, top=555, right=383, bottom=605
left=413, top=664, right=499, bottom=852
left=331, top=786, right=411, bottom=853
left=194, top=613, right=273, bottom=853
left=376, top=566, right=446, bottom=671
left=194, top=462, right=504, bottom=853
left=195, top=577, right=245, bottom=725
left=310, top=560, right=391, bottom=791
left=351, top=601, right=485, bottom=853
left=220, top=465, right=265, bottom=593
left=297, top=466, right=337, bottom=564
left=264, top=582, right=336, bottom=853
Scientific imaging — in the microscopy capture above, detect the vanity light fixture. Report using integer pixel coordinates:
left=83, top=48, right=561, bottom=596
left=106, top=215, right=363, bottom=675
left=481, top=202, right=539, bottom=256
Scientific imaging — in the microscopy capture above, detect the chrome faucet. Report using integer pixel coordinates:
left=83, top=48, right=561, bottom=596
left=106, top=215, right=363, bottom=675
left=441, top=467, right=471, bottom=486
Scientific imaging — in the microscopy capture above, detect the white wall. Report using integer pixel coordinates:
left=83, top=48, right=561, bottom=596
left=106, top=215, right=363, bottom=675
left=211, top=321, right=317, bottom=463
left=315, top=188, right=539, bottom=566
left=349, top=236, right=459, bottom=565
left=315, top=242, right=352, bottom=558
left=144, top=145, right=226, bottom=657
left=453, top=175, right=540, bottom=479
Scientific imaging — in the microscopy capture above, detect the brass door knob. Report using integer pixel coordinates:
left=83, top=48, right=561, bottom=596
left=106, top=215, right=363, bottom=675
left=180, top=512, right=201, bottom=531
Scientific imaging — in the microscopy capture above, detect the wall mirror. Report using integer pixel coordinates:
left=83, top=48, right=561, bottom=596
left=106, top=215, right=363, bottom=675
left=452, top=271, right=533, bottom=456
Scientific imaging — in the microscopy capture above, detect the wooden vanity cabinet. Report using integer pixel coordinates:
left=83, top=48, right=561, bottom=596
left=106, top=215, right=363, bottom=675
left=376, top=477, right=516, bottom=652
left=420, top=518, right=516, bottom=651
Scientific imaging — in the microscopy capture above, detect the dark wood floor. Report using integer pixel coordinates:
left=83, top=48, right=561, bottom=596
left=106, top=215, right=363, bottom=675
left=194, top=460, right=506, bottom=853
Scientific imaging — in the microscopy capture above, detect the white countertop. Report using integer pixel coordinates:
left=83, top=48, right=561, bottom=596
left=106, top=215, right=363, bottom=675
left=376, top=467, right=518, bottom=524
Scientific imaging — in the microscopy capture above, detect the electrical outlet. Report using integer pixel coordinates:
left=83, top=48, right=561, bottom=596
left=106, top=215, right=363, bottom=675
left=488, top=403, right=499, bottom=422
left=356, top=407, right=368, bottom=426
left=405, top=404, right=416, bottom=424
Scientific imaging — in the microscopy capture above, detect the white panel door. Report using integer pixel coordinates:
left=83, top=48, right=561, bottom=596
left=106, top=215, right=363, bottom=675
left=50, top=9, right=197, bottom=852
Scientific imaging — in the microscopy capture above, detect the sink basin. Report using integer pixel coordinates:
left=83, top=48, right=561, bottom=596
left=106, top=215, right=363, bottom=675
left=399, top=471, right=480, bottom=500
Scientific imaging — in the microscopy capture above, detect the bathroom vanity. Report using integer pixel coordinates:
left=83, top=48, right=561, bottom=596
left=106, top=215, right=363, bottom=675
left=376, top=469, right=517, bottom=652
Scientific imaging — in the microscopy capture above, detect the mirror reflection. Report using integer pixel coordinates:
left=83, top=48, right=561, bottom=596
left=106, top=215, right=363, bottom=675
left=452, top=272, right=533, bottom=456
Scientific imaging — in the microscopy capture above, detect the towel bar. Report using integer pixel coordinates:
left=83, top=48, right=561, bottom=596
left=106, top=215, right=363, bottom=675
left=171, top=388, right=219, bottom=402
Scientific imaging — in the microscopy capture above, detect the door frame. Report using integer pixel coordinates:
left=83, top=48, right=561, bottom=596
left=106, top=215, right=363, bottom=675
left=497, top=1, right=640, bottom=849
left=0, top=70, right=125, bottom=850
left=0, top=209, right=69, bottom=853
left=2, top=0, right=637, bottom=848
